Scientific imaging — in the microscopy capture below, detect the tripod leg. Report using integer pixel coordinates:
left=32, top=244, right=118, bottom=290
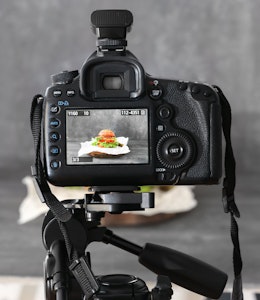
left=44, top=240, right=69, bottom=300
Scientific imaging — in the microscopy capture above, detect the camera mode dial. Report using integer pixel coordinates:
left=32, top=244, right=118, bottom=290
left=156, top=132, right=195, bottom=169
left=51, top=70, right=79, bottom=85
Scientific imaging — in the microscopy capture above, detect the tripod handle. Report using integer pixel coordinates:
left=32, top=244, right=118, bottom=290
left=138, top=243, right=227, bottom=299
left=103, top=231, right=227, bottom=298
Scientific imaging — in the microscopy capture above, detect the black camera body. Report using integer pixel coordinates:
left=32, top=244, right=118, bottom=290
left=43, top=10, right=222, bottom=187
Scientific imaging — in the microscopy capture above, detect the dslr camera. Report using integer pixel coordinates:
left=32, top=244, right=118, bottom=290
left=43, top=10, right=222, bottom=187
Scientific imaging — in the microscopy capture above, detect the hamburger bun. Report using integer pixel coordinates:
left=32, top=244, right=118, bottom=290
left=98, top=129, right=115, bottom=138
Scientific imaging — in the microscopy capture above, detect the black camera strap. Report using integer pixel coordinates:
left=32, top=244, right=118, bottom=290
left=214, top=86, right=243, bottom=300
left=30, top=95, right=99, bottom=298
left=30, top=95, right=72, bottom=222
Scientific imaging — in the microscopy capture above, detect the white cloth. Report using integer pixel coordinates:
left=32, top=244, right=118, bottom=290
left=78, top=137, right=130, bottom=156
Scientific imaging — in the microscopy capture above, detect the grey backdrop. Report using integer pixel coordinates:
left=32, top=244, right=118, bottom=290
left=1, top=0, right=260, bottom=286
left=1, top=0, right=259, bottom=175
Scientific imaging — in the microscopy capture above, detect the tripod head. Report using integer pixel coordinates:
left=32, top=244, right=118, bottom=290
left=42, top=187, right=227, bottom=299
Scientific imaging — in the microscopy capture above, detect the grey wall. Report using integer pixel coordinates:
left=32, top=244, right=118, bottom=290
left=1, top=0, right=260, bottom=178
left=1, top=0, right=260, bottom=284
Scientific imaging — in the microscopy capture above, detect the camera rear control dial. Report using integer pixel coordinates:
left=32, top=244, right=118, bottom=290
left=156, top=132, right=195, bottom=169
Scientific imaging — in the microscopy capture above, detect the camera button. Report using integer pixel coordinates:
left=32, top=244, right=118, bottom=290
left=157, top=172, right=178, bottom=183
left=67, top=90, right=76, bottom=97
left=191, top=85, right=200, bottom=94
left=167, top=144, right=184, bottom=159
left=50, top=105, right=60, bottom=114
left=53, top=90, right=62, bottom=97
left=149, top=86, right=163, bottom=99
left=50, top=160, right=61, bottom=170
left=158, top=106, right=172, bottom=119
left=203, top=89, right=212, bottom=97
left=49, top=146, right=60, bottom=156
left=49, top=132, right=60, bottom=142
left=49, top=118, right=60, bottom=128
left=178, top=82, right=188, bottom=91
left=156, top=125, right=165, bottom=132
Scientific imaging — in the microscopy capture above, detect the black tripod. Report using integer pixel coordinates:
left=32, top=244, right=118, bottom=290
left=42, top=186, right=227, bottom=299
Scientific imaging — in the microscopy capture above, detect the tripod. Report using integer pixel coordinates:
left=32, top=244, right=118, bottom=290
left=42, top=186, right=227, bottom=299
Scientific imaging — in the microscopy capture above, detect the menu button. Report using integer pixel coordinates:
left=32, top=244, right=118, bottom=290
left=53, top=90, right=62, bottom=97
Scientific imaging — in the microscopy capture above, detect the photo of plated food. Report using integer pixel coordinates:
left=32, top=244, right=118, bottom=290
left=66, top=108, right=149, bottom=165
left=78, top=129, right=130, bottom=158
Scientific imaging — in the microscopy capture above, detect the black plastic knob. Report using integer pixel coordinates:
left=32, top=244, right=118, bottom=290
left=51, top=70, right=79, bottom=85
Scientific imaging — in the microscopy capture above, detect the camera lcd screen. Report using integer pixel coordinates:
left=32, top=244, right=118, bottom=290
left=66, top=108, right=149, bottom=165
